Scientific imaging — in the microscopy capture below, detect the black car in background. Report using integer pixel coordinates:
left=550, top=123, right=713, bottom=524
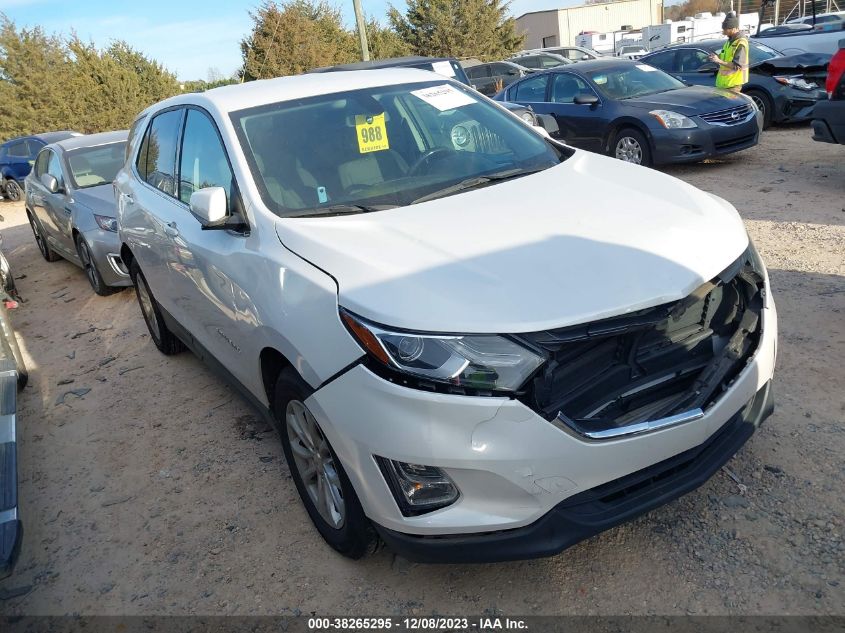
left=464, top=60, right=533, bottom=96
left=495, top=58, right=762, bottom=166
left=812, top=37, right=845, bottom=144
left=641, top=40, right=829, bottom=128
left=309, top=56, right=472, bottom=86
left=0, top=131, right=79, bottom=202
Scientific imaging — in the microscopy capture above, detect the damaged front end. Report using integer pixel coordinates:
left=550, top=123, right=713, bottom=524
left=517, top=245, right=766, bottom=440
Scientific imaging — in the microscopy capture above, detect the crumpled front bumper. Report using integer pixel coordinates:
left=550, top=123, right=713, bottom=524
left=304, top=289, right=777, bottom=560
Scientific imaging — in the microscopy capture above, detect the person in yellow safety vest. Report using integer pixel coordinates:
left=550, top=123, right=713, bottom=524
left=708, top=12, right=750, bottom=92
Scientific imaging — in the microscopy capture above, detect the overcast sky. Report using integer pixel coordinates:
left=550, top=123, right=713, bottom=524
left=0, top=0, right=602, bottom=80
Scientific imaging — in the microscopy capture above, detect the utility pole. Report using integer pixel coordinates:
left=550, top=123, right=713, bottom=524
left=353, top=0, right=370, bottom=61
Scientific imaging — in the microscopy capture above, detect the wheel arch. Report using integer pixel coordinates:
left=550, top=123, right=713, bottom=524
left=260, top=347, right=295, bottom=416
left=604, top=117, right=654, bottom=154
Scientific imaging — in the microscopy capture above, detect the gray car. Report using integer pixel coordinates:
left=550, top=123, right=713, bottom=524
left=24, top=131, right=130, bottom=295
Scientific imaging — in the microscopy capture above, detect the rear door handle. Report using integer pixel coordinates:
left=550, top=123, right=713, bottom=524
left=164, top=222, right=179, bottom=237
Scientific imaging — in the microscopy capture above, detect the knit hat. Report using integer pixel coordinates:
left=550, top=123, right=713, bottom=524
left=722, top=12, right=740, bottom=30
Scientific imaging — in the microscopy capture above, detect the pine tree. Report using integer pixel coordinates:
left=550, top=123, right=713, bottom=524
left=240, top=0, right=359, bottom=80
left=388, top=0, right=524, bottom=60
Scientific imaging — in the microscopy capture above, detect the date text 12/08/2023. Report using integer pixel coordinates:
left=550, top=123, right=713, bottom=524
left=307, top=617, right=529, bottom=630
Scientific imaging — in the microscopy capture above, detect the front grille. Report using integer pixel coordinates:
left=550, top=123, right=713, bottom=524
left=700, top=103, right=755, bottom=126
left=714, top=133, right=756, bottom=152
left=517, top=248, right=764, bottom=438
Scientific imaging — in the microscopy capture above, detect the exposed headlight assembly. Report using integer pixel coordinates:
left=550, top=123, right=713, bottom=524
left=649, top=109, right=697, bottom=129
left=340, top=309, right=545, bottom=393
left=774, top=75, right=818, bottom=91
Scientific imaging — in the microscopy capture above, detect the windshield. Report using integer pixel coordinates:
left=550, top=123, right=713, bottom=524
left=748, top=41, right=782, bottom=63
left=231, top=80, right=563, bottom=217
left=587, top=64, right=684, bottom=99
left=66, top=141, right=126, bottom=189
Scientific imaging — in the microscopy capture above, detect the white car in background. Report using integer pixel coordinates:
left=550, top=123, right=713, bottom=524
left=116, top=68, right=777, bottom=562
left=616, top=45, right=649, bottom=59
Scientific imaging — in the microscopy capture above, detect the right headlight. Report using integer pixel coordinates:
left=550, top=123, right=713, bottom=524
left=649, top=109, right=697, bottom=129
left=340, top=309, right=545, bottom=393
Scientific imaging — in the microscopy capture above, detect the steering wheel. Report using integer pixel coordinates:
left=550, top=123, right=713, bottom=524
left=408, top=148, right=457, bottom=176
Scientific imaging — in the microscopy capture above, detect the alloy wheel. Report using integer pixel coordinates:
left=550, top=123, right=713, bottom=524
left=615, top=136, right=643, bottom=164
left=78, top=239, right=99, bottom=291
left=4, top=180, right=21, bottom=202
left=136, top=274, right=161, bottom=341
left=285, top=400, right=346, bottom=529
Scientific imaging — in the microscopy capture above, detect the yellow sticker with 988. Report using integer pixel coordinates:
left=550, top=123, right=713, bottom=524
left=355, top=113, right=389, bottom=153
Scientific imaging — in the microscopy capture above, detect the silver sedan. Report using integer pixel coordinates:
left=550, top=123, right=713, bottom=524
left=24, top=131, right=130, bottom=295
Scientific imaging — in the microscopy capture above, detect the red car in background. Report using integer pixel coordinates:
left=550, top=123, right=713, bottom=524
left=812, top=38, right=845, bottom=144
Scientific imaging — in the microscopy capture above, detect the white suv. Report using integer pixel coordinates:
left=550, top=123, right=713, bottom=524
left=116, top=69, right=777, bottom=562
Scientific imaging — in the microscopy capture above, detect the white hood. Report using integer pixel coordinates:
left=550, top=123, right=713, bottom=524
left=275, top=151, right=748, bottom=334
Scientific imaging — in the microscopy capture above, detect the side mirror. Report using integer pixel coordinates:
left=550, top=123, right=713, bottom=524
left=40, top=173, right=60, bottom=193
left=574, top=94, right=599, bottom=105
left=189, top=187, right=229, bottom=227
left=698, top=62, right=719, bottom=73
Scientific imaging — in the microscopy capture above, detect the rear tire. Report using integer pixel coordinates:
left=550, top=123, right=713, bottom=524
left=27, top=212, right=60, bottom=262
left=75, top=234, right=113, bottom=296
left=3, top=180, right=21, bottom=202
left=274, top=367, right=378, bottom=559
left=129, top=260, right=185, bottom=355
left=612, top=128, right=652, bottom=167
left=745, top=89, right=772, bottom=129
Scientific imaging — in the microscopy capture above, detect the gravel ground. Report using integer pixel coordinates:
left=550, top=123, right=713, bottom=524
left=0, top=125, right=842, bottom=616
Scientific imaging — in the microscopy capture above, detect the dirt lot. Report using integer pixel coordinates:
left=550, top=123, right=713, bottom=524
left=0, top=126, right=842, bottom=617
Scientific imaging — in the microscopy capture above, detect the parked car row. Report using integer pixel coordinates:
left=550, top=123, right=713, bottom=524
left=0, top=49, right=801, bottom=566
left=494, top=58, right=763, bottom=166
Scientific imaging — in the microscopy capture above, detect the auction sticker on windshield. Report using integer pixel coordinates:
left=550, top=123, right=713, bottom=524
left=411, top=84, right=476, bottom=111
left=636, top=64, right=658, bottom=72
left=355, top=113, right=390, bottom=153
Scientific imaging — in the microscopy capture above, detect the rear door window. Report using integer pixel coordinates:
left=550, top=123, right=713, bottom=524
left=137, top=109, right=183, bottom=197
left=643, top=50, right=677, bottom=72
left=514, top=74, right=549, bottom=102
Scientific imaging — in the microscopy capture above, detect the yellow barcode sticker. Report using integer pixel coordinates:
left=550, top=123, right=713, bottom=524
left=355, top=113, right=389, bottom=154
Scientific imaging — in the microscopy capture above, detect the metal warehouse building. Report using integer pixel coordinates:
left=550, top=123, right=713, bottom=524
left=516, top=0, right=664, bottom=49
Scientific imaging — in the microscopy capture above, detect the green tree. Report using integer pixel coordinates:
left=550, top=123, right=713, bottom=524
left=366, top=19, right=412, bottom=59
left=0, top=16, right=75, bottom=139
left=240, top=0, right=358, bottom=80
left=0, top=15, right=180, bottom=139
left=388, top=0, right=524, bottom=60
left=67, top=37, right=180, bottom=133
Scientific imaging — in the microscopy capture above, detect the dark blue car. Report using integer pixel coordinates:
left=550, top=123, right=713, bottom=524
left=0, top=131, right=79, bottom=202
left=494, top=58, right=763, bottom=167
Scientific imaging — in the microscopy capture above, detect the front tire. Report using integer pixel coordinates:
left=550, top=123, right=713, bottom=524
left=28, top=212, right=60, bottom=262
left=612, top=128, right=652, bottom=166
left=75, top=234, right=113, bottom=296
left=129, top=260, right=185, bottom=355
left=745, top=89, right=772, bottom=129
left=274, top=368, right=377, bottom=559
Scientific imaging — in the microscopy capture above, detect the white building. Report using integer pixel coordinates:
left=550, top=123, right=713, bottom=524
left=515, top=0, right=664, bottom=50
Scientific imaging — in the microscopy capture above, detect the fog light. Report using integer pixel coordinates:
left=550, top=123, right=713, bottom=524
left=375, top=457, right=459, bottom=516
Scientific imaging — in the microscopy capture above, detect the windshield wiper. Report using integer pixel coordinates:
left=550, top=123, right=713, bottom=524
left=290, top=203, right=396, bottom=218
left=410, top=167, right=546, bottom=205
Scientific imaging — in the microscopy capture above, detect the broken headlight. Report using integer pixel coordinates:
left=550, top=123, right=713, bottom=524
left=341, top=309, right=545, bottom=392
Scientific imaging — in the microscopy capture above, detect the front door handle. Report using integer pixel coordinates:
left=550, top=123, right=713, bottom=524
left=64, top=207, right=72, bottom=215
left=121, top=192, right=134, bottom=205
left=164, top=222, right=180, bottom=238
